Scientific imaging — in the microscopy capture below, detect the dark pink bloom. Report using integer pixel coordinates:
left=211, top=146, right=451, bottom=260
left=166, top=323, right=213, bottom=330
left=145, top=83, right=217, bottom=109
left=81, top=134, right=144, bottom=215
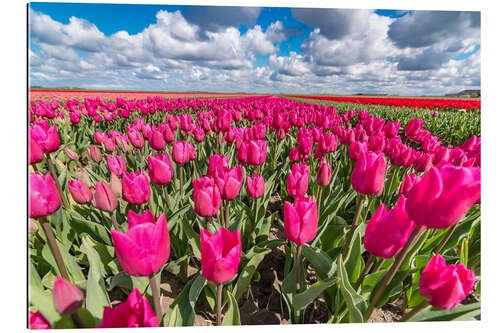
left=68, top=178, right=92, bottom=204
left=246, top=172, right=265, bottom=199
left=147, top=153, right=173, bottom=185
left=193, top=176, right=221, bottom=217
left=284, top=195, right=318, bottom=245
left=29, top=311, right=51, bottom=329
left=29, top=172, right=61, bottom=218
left=351, top=151, right=387, bottom=196
left=53, top=276, right=84, bottom=315
left=287, top=162, right=310, bottom=197
left=122, top=170, right=151, bottom=205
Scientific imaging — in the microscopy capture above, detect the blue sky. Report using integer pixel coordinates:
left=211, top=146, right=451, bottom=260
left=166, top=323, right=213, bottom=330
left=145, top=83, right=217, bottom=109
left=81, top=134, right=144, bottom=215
left=28, top=3, right=480, bottom=95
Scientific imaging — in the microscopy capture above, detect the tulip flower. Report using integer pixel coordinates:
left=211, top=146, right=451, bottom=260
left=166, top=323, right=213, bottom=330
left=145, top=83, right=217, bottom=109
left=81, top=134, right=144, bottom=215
left=284, top=194, right=318, bottom=245
left=193, top=176, right=221, bottom=217
left=368, top=135, right=385, bottom=154
left=107, top=155, right=126, bottom=176
left=53, top=276, right=84, bottom=315
left=399, top=173, right=421, bottom=197
left=68, top=178, right=92, bottom=204
left=287, top=162, right=310, bottom=197
left=419, top=254, right=475, bottom=310
left=246, top=172, right=265, bottom=199
left=29, top=311, right=51, bottom=329
left=97, top=288, right=159, bottom=328
left=413, top=152, right=433, bottom=173
left=87, top=145, right=103, bottom=163
left=289, top=147, right=300, bottom=162
left=147, top=153, right=173, bottom=185
left=364, top=196, right=415, bottom=258
left=94, top=131, right=108, bottom=145
left=111, top=210, right=170, bottom=276
left=29, top=136, right=44, bottom=165
left=316, top=159, right=332, bottom=187
left=149, top=129, right=166, bottom=151
left=109, top=173, right=122, bottom=197
left=349, top=141, right=367, bottom=162
left=200, top=227, right=242, bottom=284
left=30, top=124, right=60, bottom=153
left=29, top=172, right=61, bottom=218
left=351, top=151, right=387, bottom=196
left=172, top=141, right=194, bottom=165
left=238, top=140, right=267, bottom=166
left=127, top=127, right=145, bottom=149
left=208, top=154, right=229, bottom=178
left=405, top=164, right=480, bottom=229
left=214, top=165, right=243, bottom=201
left=122, top=170, right=151, bottom=205
left=94, top=181, right=118, bottom=212
left=319, top=133, right=338, bottom=154
left=405, top=118, right=424, bottom=140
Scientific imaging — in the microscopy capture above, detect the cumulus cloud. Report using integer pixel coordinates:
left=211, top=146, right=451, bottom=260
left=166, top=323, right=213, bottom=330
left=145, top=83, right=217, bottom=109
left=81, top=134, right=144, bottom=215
left=183, top=6, right=261, bottom=32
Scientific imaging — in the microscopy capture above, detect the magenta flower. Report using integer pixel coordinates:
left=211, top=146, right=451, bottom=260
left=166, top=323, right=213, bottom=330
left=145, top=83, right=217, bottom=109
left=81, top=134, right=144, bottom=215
left=122, top=170, right=151, bottom=205
left=316, top=159, right=332, bottom=187
left=94, top=181, right=118, bottom=212
left=351, top=151, right=387, bottom=196
left=193, top=176, right=221, bottom=217
left=214, top=165, right=243, bottom=201
left=53, top=276, right=84, bottom=315
left=68, top=178, right=92, bottom=204
left=29, top=311, right=51, bottom=329
left=284, top=194, right=318, bottom=245
left=246, top=172, right=265, bottom=199
left=29, top=172, right=61, bottom=218
left=147, top=153, right=173, bottom=185
left=287, top=162, right=310, bottom=197
left=107, top=155, right=126, bottom=176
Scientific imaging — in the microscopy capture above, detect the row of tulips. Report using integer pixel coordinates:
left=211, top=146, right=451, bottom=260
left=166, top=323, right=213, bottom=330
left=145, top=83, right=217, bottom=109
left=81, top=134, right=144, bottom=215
left=28, top=94, right=480, bottom=328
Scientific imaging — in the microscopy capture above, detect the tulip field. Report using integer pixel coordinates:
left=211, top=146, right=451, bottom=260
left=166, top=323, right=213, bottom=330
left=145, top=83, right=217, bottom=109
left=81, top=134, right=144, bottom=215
left=28, top=91, right=481, bottom=328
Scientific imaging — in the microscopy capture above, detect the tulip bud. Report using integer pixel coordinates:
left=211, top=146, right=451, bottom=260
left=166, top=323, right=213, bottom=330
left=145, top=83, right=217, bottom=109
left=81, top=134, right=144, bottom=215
left=29, top=172, right=61, bottom=218
left=246, top=172, right=265, bottom=199
left=29, top=311, right=51, bottom=329
left=147, top=153, right=173, bottom=185
left=419, top=254, right=475, bottom=310
left=316, top=160, right=332, bottom=187
left=68, top=178, right=93, bottom=204
left=97, top=288, right=159, bottom=328
left=109, top=173, right=122, bottom=197
left=111, top=211, right=170, bottom=276
left=172, top=141, right=194, bottom=165
left=364, top=196, right=415, bottom=258
left=122, top=170, right=151, bottom=205
left=53, top=276, right=84, bottom=315
left=284, top=195, right=318, bottom=245
left=405, top=164, right=480, bottom=229
left=94, top=181, right=118, bottom=212
left=107, top=155, right=126, bottom=176
left=87, top=145, right=103, bottom=163
left=193, top=176, right=221, bottom=217
left=287, top=162, right=310, bottom=197
left=399, top=173, right=421, bottom=197
left=201, top=227, right=241, bottom=283
left=351, top=151, right=387, bottom=196
left=64, top=147, right=79, bottom=161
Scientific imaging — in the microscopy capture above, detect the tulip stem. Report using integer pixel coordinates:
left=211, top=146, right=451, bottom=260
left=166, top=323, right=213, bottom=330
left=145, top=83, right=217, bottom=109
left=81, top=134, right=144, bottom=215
left=149, top=273, right=163, bottom=321
left=216, top=283, right=223, bottom=326
left=179, top=167, right=184, bottom=199
left=362, top=196, right=374, bottom=224
left=341, top=195, right=365, bottom=258
left=372, top=258, right=386, bottom=273
left=435, top=223, right=458, bottom=254
left=163, top=185, right=172, bottom=210
left=399, top=301, right=429, bottom=322
left=46, top=155, right=70, bottom=209
left=294, top=244, right=302, bottom=294
left=316, top=186, right=323, bottom=214
left=354, top=254, right=376, bottom=291
left=225, top=201, right=230, bottom=229
left=110, top=214, right=119, bottom=230
left=70, top=313, right=84, bottom=328
left=251, top=198, right=257, bottom=237
left=383, top=166, right=398, bottom=204
left=364, top=226, right=423, bottom=321
left=39, top=218, right=70, bottom=280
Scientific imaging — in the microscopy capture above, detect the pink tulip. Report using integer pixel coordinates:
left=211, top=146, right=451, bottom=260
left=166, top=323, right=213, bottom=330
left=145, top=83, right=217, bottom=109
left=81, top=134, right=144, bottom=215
left=405, top=118, right=424, bottom=140
left=94, top=181, right=118, bottom=212
left=103, top=137, right=116, bottom=153
left=368, top=135, right=385, bottom=154
left=29, top=172, right=61, bottom=218
left=111, top=210, right=170, bottom=276
left=399, top=173, right=421, bottom=197
left=413, top=152, right=433, bottom=173
left=87, top=145, right=103, bottom=163
left=364, top=196, right=415, bottom=258
left=287, top=162, right=310, bottom=197
left=172, top=141, right=194, bottom=165
left=127, top=127, right=145, bottom=149
left=29, top=311, right=51, bottom=329
left=284, top=194, right=318, bottom=245
left=149, top=129, right=166, bottom=151
left=208, top=154, right=229, bottom=178
left=316, top=159, right=332, bottom=187
left=64, top=147, right=79, bottom=161
left=246, top=172, right=265, bottom=199
left=122, top=170, right=151, bottom=205
left=238, top=140, right=267, bottom=166
left=383, top=121, right=400, bottom=138
left=351, top=151, right=387, bottom=196
left=319, top=133, right=338, bottom=154
left=349, top=141, right=367, bottom=162
left=94, top=131, right=108, bottom=145
left=68, top=178, right=92, bottom=204
left=97, top=288, right=159, bottom=328
left=289, top=147, right=300, bottom=162
left=200, top=227, right=242, bottom=284
left=420, top=254, right=475, bottom=310
left=214, top=165, right=243, bottom=201
left=30, top=125, right=60, bottom=153
left=29, top=136, right=44, bottom=165
left=193, top=176, right=221, bottom=217
left=406, top=164, right=480, bottom=229
left=147, top=153, right=173, bottom=186
left=107, top=155, right=126, bottom=176
left=53, top=276, right=84, bottom=315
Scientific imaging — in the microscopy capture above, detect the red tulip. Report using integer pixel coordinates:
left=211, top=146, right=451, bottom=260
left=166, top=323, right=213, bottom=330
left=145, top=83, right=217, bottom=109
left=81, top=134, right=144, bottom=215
left=287, top=162, right=310, bottom=197
left=53, top=276, right=84, bottom=315
left=420, top=254, right=475, bottom=310
left=147, top=153, right=173, bottom=185
left=246, top=172, right=265, bottom=199
left=97, top=288, right=159, bottom=328
left=200, top=227, right=242, bottom=284
left=364, top=196, right=415, bottom=258
left=405, top=164, right=480, bottom=229
left=29, top=172, right=61, bottom=218
left=68, top=178, right=92, bottom=204
left=111, top=210, right=170, bottom=276
left=351, top=151, right=387, bottom=196
left=122, top=170, right=151, bottom=205
left=94, top=181, right=118, bottom=212
left=193, top=176, right=221, bottom=217
left=284, top=194, right=318, bottom=245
